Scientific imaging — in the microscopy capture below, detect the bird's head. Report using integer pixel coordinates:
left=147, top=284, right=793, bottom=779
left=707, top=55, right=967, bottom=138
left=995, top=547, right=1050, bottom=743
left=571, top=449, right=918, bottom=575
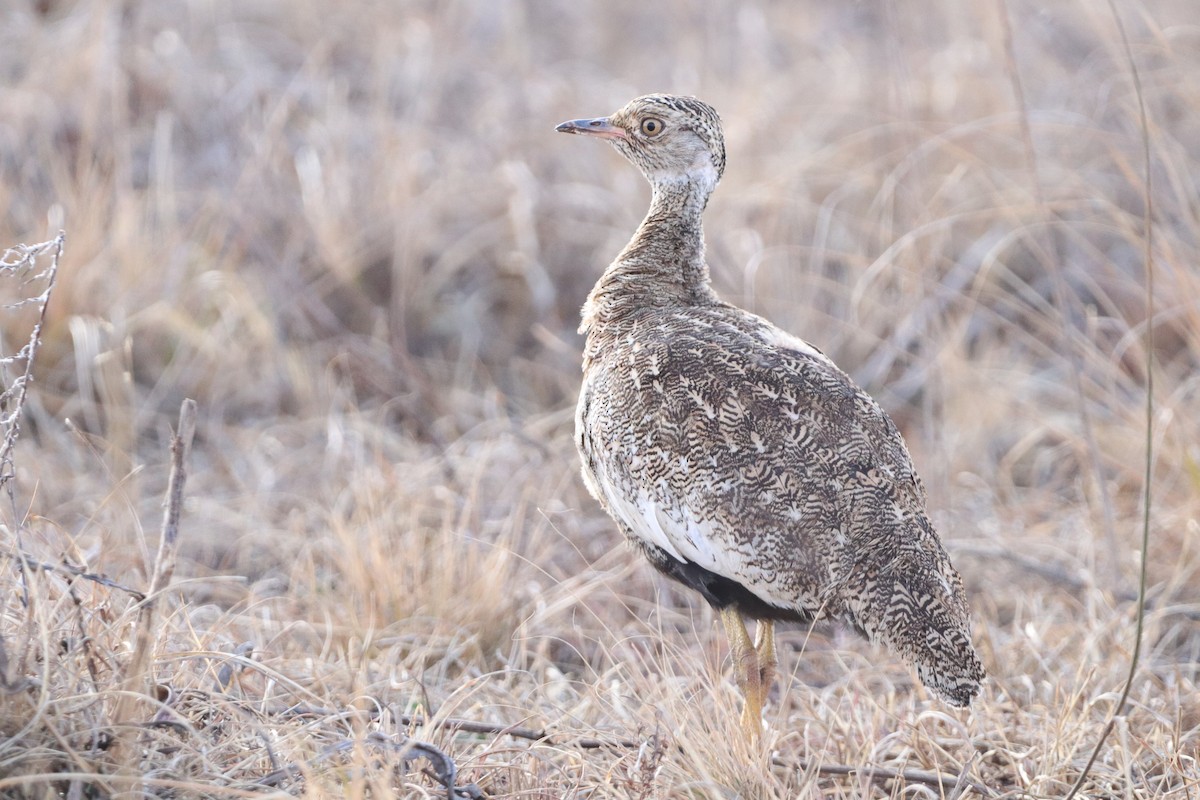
left=556, top=94, right=726, bottom=194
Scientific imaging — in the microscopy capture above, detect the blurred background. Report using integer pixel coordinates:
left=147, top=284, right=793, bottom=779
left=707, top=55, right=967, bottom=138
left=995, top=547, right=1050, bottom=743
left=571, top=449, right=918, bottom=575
left=1, top=0, right=1197, bottom=795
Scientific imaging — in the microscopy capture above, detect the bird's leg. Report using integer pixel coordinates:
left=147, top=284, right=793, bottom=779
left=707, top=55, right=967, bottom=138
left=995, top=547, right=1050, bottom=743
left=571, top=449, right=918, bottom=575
left=719, top=607, right=762, bottom=739
left=754, top=619, right=777, bottom=701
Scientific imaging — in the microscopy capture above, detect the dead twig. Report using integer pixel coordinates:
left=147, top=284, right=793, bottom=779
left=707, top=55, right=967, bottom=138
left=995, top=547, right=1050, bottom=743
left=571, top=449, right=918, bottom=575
left=2, top=549, right=146, bottom=601
left=398, top=712, right=636, bottom=750
left=273, top=706, right=985, bottom=793
left=1, top=232, right=64, bottom=621
left=0, top=232, right=63, bottom=500
left=256, top=731, right=485, bottom=798
left=392, top=711, right=984, bottom=794
left=147, top=398, right=197, bottom=599
left=113, top=399, right=197, bottom=765
left=771, top=754, right=992, bottom=797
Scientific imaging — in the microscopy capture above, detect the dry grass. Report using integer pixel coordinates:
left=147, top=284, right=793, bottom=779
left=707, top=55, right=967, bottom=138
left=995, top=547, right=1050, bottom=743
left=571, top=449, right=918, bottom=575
left=1, top=0, right=1198, bottom=796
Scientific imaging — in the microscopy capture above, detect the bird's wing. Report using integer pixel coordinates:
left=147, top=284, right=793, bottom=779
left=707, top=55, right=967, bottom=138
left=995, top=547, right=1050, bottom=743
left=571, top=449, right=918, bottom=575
left=581, top=306, right=927, bottom=613
left=580, top=306, right=984, bottom=701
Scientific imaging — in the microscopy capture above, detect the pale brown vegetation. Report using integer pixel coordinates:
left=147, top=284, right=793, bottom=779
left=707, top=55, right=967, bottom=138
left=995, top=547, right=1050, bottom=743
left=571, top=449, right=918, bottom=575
left=0, top=0, right=1197, bottom=797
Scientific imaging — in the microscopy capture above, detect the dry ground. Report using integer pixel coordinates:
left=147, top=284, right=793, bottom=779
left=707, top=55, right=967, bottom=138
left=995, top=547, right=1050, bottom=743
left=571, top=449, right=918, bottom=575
left=1, top=0, right=1198, bottom=797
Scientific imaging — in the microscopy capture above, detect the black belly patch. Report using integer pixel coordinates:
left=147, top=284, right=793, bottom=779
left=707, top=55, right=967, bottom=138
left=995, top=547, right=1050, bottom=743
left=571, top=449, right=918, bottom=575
left=640, top=542, right=815, bottom=624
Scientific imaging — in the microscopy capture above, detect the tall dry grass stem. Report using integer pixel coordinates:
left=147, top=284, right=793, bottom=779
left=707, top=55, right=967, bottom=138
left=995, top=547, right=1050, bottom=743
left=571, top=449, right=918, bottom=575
left=1064, top=1, right=1156, bottom=797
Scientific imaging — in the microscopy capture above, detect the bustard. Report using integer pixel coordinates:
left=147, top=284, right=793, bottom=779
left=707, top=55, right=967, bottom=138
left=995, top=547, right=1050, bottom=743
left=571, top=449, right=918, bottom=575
left=556, top=94, right=984, bottom=736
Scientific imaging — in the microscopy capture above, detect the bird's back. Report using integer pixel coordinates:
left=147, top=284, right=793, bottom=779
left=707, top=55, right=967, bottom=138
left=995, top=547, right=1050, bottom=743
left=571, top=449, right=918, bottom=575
left=577, top=301, right=984, bottom=705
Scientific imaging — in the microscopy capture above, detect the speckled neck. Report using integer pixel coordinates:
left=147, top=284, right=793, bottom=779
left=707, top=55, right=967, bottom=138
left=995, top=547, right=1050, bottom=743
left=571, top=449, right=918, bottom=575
left=580, top=176, right=720, bottom=346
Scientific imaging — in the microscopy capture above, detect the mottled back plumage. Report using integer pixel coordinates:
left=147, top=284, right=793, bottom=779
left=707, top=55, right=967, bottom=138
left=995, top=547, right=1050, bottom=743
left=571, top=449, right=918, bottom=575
left=558, top=95, right=984, bottom=708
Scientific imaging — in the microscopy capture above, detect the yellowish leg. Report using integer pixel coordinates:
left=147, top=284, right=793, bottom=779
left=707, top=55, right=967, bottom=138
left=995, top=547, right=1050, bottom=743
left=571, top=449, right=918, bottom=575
left=720, top=607, right=762, bottom=740
left=754, top=619, right=777, bottom=703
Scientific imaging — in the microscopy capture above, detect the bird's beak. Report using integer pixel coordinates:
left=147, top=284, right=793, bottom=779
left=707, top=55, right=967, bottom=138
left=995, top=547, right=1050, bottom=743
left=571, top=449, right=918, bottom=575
left=555, top=117, right=627, bottom=140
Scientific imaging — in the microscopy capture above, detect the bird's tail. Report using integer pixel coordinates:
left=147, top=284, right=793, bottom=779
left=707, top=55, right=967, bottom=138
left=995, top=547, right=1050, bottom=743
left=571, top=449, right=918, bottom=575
left=905, top=611, right=985, bottom=707
left=851, top=553, right=985, bottom=706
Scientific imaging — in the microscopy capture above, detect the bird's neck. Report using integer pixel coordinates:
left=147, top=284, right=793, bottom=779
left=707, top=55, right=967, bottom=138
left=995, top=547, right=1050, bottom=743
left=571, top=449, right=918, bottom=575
left=581, top=176, right=720, bottom=340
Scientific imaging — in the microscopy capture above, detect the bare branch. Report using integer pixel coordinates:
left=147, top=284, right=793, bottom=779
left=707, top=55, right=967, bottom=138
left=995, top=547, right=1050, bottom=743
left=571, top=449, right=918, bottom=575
left=113, top=399, right=198, bottom=771
left=393, top=711, right=983, bottom=794
left=0, top=232, right=63, bottom=500
left=147, top=398, right=197, bottom=599
left=268, top=706, right=983, bottom=792
left=2, top=549, right=146, bottom=601
left=256, top=731, right=486, bottom=798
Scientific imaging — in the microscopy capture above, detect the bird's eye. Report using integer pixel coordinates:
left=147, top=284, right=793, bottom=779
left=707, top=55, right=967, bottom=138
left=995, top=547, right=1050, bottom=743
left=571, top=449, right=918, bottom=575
left=640, top=118, right=665, bottom=137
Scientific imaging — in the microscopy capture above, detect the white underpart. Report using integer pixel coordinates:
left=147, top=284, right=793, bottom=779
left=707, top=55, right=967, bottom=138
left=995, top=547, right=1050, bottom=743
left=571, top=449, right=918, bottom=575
left=654, top=497, right=719, bottom=568
left=594, top=469, right=683, bottom=563
left=598, top=466, right=803, bottom=610
left=594, top=460, right=717, bottom=571
left=634, top=495, right=728, bottom=578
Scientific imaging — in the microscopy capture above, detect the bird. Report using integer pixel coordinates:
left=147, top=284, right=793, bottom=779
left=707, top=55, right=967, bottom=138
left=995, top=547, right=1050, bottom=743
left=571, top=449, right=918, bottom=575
left=556, top=94, right=985, bottom=737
